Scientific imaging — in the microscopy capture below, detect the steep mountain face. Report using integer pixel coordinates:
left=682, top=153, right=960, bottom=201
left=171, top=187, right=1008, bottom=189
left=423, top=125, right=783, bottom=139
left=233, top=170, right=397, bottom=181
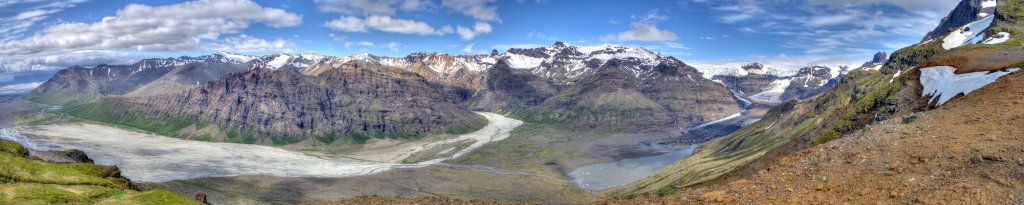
left=30, top=42, right=755, bottom=146
left=706, top=63, right=844, bottom=105
left=25, top=54, right=259, bottom=104
left=503, top=42, right=663, bottom=84
left=470, top=60, right=560, bottom=112
left=66, top=62, right=487, bottom=144
left=519, top=58, right=739, bottom=127
left=922, top=0, right=994, bottom=41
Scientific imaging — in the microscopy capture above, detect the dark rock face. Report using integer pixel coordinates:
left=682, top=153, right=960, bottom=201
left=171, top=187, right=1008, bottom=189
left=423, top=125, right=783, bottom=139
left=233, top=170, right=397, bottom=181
left=922, top=0, right=991, bottom=41
left=63, top=149, right=94, bottom=164
left=872, top=52, right=888, bottom=64
left=194, top=191, right=210, bottom=205
left=27, top=149, right=94, bottom=164
left=472, top=60, right=560, bottom=112
left=98, top=62, right=485, bottom=142
left=520, top=58, right=740, bottom=127
left=781, top=66, right=836, bottom=100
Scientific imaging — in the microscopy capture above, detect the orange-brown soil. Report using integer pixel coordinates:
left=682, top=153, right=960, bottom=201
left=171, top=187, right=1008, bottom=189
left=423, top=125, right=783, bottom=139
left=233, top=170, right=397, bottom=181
left=600, top=70, right=1024, bottom=204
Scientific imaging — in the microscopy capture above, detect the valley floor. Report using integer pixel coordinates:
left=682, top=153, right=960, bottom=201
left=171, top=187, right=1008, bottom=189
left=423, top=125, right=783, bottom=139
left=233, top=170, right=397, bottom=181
left=11, top=112, right=522, bottom=182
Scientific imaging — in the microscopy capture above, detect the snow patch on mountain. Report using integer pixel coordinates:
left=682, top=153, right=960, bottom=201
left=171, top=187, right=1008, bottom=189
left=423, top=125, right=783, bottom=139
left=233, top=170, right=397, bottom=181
left=983, top=32, right=1011, bottom=44
left=919, top=66, right=1019, bottom=105
left=217, top=51, right=255, bottom=63
left=266, top=55, right=292, bottom=69
left=942, top=14, right=995, bottom=50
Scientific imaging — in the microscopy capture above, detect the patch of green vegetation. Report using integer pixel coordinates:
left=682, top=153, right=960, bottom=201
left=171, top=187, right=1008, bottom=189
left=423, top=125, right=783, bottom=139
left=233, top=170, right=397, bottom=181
left=0, top=141, right=195, bottom=204
left=1009, top=60, right=1024, bottom=69
left=902, top=115, right=919, bottom=124
left=882, top=38, right=944, bottom=74
left=1000, top=0, right=1024, bottom=23
left=62, top=100, right=198, bottom=138
left=655, top=188, right=676, bottom=197
left=22, top=92, right=88, bottom=106
left=122, top=189, right=198, bottom=204
left=0, top=140, right=28, bottom=157
left=445, top=118, right=488, bottom=135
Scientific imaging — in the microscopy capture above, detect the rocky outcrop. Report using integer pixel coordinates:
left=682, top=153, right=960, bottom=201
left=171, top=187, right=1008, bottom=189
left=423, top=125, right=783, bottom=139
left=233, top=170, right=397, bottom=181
left=871, top=52, right=887, bottom=64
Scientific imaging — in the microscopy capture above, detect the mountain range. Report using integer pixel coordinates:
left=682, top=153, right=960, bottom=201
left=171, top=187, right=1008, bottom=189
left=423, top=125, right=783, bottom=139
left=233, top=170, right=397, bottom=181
left=26, top=42, right=852, bottom=147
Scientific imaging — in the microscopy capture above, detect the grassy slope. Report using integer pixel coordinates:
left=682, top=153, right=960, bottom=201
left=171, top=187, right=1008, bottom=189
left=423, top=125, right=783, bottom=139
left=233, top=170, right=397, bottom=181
left=611, top=68, right=904, bottom=196
left=611, top=1, right=1024, bottom=196
left=603, top=61, right=1024, bottom=204
left=0, top=140, right=195, bottom=204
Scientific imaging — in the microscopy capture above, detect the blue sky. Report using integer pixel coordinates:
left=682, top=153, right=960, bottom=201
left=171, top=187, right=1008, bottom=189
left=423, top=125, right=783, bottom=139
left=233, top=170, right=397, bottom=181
left=0, top=0, right=961, bottom=72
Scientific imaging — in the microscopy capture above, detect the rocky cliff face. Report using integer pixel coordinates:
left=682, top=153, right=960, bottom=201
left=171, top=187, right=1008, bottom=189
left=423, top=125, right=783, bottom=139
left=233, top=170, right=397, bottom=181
left=922, top=0, right=993, bottom=41
left=470, top=60, right=560, bottom=112
left=36, top=42, right=774, bottom=144
left=73, top=62, right=486, bottom=144
left=519, top=58, right=740, bottom=127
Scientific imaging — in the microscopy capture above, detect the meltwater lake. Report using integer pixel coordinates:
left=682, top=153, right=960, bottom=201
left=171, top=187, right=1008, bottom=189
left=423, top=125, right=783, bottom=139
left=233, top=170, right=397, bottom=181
left=569, top=144, right=698, bottom=190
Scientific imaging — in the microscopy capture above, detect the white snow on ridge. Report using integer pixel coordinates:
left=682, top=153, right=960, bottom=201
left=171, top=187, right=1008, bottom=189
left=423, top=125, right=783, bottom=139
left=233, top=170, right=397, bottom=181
left=982, top=0, right=997, bottom=8
left=983, top=32, right=1011, bottom=44
left=217, top=51, right=255, bottom=63
left=748, top=79, right=792, bottom=104
left=919, top=66, right=1019, bottom=105
left=687, top=61, right=806, bottom=80
left=504, top=53, right=545, bottom=69
left=266, top=55, right=292, bottom=69
left=942, top=15, right=995, bottom=50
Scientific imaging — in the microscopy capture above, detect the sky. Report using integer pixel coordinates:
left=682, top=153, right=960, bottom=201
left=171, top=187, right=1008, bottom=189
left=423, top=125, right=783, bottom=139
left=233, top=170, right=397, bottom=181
left=0, top=0, right=962, bottom=73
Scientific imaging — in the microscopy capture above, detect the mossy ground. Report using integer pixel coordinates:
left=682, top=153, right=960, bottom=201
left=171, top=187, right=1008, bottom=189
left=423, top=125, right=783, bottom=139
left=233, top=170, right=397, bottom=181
left=0, top=140, right=196, bottom=204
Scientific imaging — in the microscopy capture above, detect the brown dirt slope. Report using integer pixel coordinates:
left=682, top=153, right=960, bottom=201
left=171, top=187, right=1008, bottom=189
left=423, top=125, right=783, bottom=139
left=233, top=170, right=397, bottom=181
left=601, top=68, right=1024, bottom=204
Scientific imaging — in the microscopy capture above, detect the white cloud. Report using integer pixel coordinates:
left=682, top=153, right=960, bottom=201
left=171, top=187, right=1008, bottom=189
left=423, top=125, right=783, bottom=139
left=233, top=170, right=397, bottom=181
left=0, top=0, right=88, bottom=41
left=314, top=0, right=398, bottom=16
left=0, top=0, right=302, bottom=55
left=326, top=16, right=454, bottom=36
left=803, top=13, right=860, bottom=27
left=384, top=41, right=401, bottom=51
left=400, top=0, right=435, bottom=11
left=0, top=50, right=144, bottom=72
left=601, top=23, right=679, bottom=42
left=805, top=0, right=959, bottom=14
left=527, top=31, right=558, bottom=41
left=324, top=16, right=369, bottom=32
left=203, top=34, right=295, bottom=52
left=456, top=22, right=492, bottom=40
left=601, top=10, right=679, bottom=42
left=441, top=0, right=499, bottom=21
left=461, top=43, right=485, bottom=54
left=358, top=41, right=375, bottom=47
